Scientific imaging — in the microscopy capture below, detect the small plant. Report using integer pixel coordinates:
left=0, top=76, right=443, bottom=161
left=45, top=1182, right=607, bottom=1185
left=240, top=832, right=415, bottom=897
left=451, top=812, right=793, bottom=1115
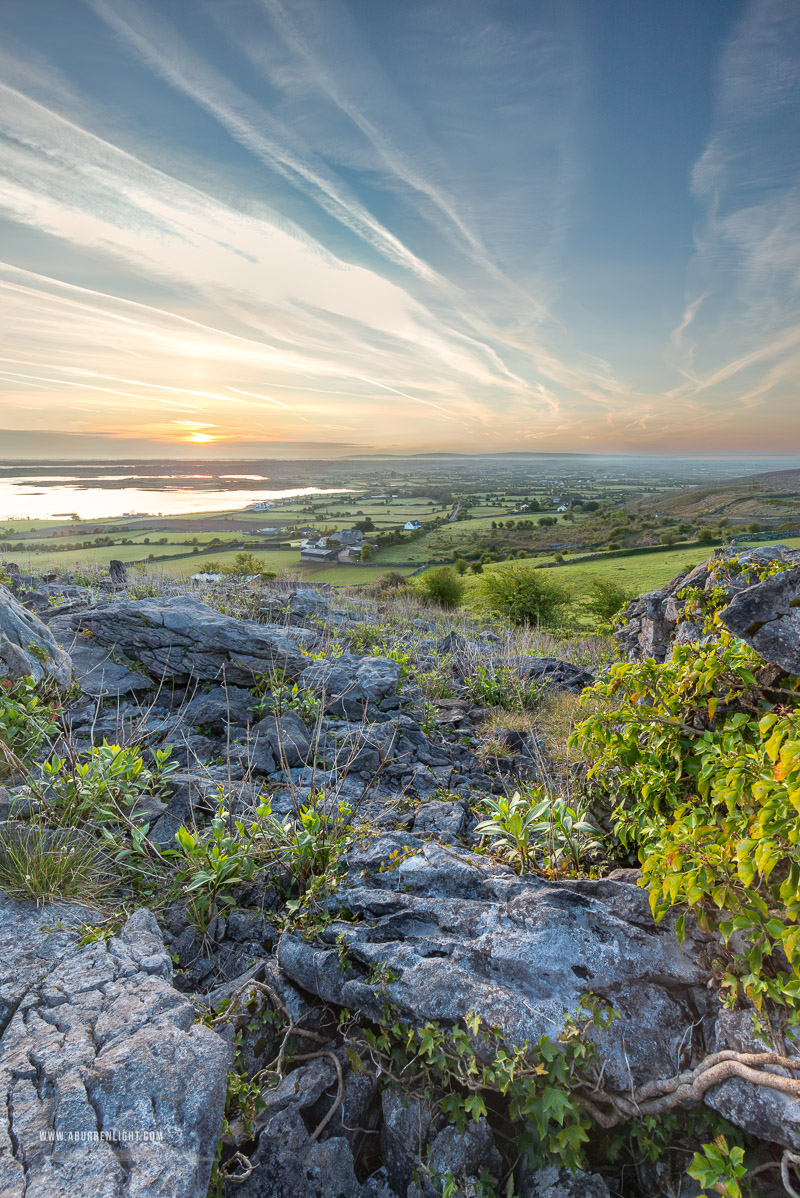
left=349, top=998, right=617, bottom=1175
left=687, top=1135, right=747, bottom=1197
left=419, top=701, right=438, bottom=736
left=475, top=788, right=604, bottom=875
left=0, top=676, right=59, bottom=772
left=464, top=663, right=542, bottom=711
left=174, top=807, right=264, bottom=931
left=251, top=674, right=321, bottom=723
left=416, top=658, right=456, bottom=699
left=40, top=742, right=177, bottom=827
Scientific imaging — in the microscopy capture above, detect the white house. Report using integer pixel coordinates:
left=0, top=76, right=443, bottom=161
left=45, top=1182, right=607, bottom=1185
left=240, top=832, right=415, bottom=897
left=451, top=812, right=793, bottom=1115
left=404, top=519, right=423, bottom=531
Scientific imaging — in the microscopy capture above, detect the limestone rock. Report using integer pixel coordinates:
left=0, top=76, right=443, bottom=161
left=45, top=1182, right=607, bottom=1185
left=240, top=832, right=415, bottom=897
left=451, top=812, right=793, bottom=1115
left=73, top=596, right=307, bottom=685
left=518, top=1165, right=611, bottom=1198
left=279, top=837, right=708, bottom=1095
left=259, top=588, right=330, bottom=625
left=251, top=711, right=312, bottom=768
left=301, top=653, right=401, bottom=718
left=616, top=544, right=800, bottom=662
left=721, top=567, right=800, bottom=673
left=0, top=900, right=230, bottom=1198
left=0, top=583, right=71, bottom=687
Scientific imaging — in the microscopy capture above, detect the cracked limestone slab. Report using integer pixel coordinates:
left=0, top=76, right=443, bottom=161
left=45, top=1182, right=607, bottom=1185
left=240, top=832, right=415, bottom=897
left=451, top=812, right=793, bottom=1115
left=0, top=900, right=230, bottom=1198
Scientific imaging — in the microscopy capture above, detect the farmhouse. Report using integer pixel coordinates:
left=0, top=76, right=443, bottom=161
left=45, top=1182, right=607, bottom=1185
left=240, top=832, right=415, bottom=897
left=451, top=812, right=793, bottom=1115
left=328, top=528, right=364, bottom=546
left=403, top=519, right=423, bottom=531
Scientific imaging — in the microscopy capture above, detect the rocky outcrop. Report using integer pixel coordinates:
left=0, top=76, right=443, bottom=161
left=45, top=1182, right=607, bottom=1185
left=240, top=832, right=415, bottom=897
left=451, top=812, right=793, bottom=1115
left=0, top=583, right=71, bottom=687
left=277, top=835, right=800, bottom=1151
left=721, top=566, right=800, bottom=673
left=616, top=544, right=800, bottom=662
left=0, top=900, right=230, bottom=1198
left=68, top=596, right=309, bottom=685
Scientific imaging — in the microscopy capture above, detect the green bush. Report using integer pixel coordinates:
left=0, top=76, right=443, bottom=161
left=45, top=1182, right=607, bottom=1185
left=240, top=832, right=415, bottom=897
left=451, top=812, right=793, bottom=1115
left=573, top=619, right=800, bottom=1015
left=220, top=551, right=277, bottom=580
left=482, top=566, right=572, bottom=627
left=583, top=576, right=634, bottom=627
left=419, top=566, right=465, bottom=609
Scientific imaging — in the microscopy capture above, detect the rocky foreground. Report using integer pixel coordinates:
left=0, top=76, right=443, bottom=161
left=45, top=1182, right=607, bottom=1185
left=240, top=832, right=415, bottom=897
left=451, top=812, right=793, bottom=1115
left=1, top=548, right=800, bottom=1197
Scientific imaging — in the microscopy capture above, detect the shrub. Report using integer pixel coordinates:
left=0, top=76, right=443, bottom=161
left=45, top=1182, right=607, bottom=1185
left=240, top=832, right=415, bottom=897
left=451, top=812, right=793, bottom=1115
left=360, top=544, right=375, bottom=561
left=482, top=566, right=572, bottom=627
left=453, top=557, right=468, bottom=575
left=376, top=571, right=407, bottom=591
left=418, top=566, right=465, bottom=609
left=220, top=552, right=277, bottom=580
left=573, top=622, right=800, bottom=1015
left=583, top=577, right=634, bottom=627
left=464, top=662, right=542, bottom=710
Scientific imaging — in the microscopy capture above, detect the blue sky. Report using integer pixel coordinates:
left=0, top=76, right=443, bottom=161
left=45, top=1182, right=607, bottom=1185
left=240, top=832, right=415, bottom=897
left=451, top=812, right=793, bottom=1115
left=0, top=0, right=798, bottom=456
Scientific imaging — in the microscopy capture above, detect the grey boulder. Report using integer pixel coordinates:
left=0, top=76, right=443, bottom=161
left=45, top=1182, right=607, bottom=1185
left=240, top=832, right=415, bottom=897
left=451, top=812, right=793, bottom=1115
left=721, top=566, right=800, bottom=673
left=0, top=583, right=71, bottom=687
left=279, top=837, right=708, bottom=1095
left=74, top=596, right=307, bottom=685
left=259, top=588, right=330, bottom=625
left=301, top=653, right=400, bottom=717
left=250, top=711, right=312, bottom=769
left=518, top=1166, right=611, bottom=1198
left=0, top=900, right=230, bottom=1198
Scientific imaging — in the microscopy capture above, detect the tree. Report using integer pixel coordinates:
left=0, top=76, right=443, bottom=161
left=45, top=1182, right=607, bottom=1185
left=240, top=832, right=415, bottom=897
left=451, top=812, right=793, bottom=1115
left=697, top=527, right=716, bottom=542
left=360, top=544, right=375, bottom=561
left=453, top=557, right=468, bottom=575
left=419, top=566, right=465, bottom=609
left=481, top=566, right=572, bottom=627
left=220, top=551, right=277, bottom=580
left=538, top=516, right=557, bottom=528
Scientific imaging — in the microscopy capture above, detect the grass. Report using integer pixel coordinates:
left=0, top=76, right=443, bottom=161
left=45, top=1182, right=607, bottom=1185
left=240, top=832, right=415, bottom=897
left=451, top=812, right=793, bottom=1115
left=0, top=822, right=110, bottom=905
left=447, top=537, right=800, bottom=620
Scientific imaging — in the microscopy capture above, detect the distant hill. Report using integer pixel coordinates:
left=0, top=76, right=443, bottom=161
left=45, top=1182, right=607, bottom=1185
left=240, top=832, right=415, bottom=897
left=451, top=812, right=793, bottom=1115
left=633, top=468, right=800, bottom=526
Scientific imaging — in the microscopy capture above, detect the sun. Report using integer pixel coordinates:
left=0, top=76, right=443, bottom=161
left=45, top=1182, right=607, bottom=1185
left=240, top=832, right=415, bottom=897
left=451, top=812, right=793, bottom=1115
left=188, top=432, right=215, bottom=443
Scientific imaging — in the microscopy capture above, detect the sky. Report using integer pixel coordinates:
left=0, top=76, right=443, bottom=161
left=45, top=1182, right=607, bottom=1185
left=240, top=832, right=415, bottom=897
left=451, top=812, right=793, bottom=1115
left=0, top=0, right=798, bottom=459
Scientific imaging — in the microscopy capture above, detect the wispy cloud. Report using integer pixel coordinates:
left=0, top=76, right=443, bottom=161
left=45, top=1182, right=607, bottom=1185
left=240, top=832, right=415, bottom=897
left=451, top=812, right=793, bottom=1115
left=669, top=0, right=800, bottom=431
left=1, top=0, right=796, bottom=454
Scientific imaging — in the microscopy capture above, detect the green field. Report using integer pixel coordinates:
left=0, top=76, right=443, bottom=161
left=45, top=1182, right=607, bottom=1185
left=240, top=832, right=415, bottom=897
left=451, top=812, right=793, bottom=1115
left=449, top=538, right=800, bottom=617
